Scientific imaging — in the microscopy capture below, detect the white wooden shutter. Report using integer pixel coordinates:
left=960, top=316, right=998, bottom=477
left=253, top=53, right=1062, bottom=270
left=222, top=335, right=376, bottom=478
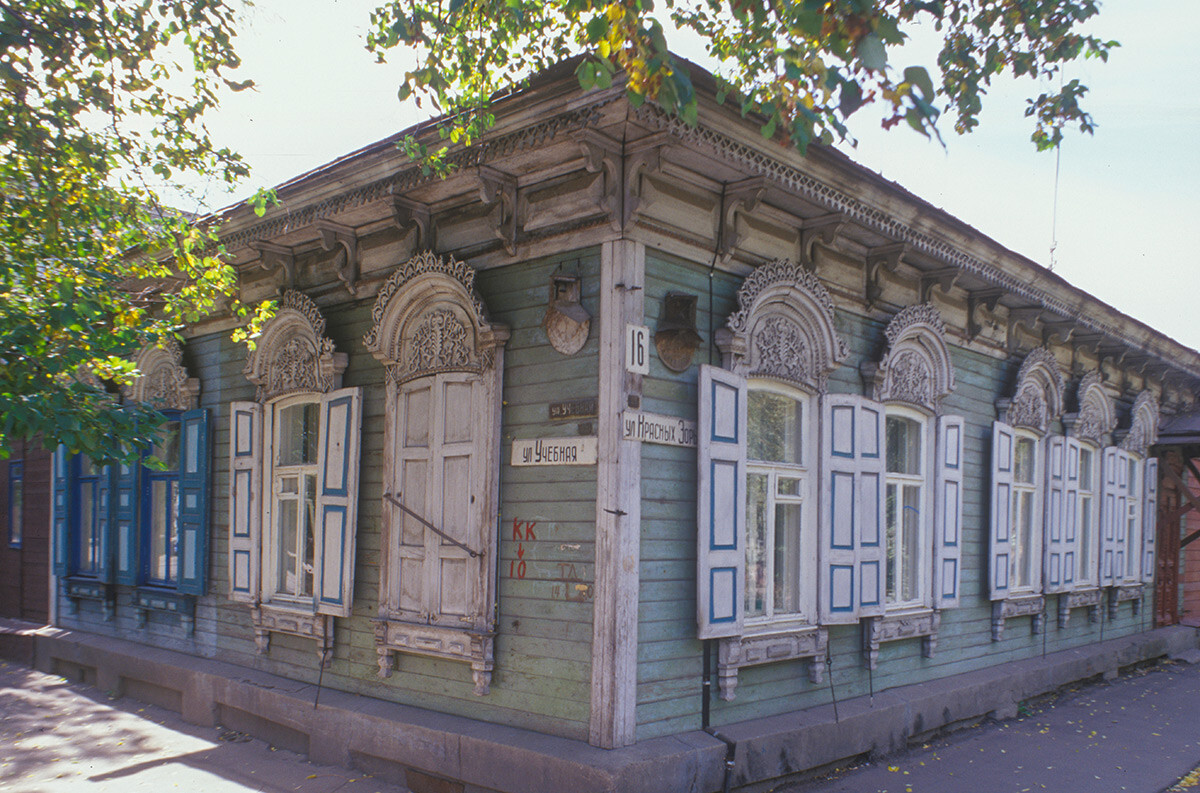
left=696, top=364, right=747, bottom=639
left=819, top=395, right=885, bottom=623
left=989, top=421, right=1015, bottom=600
left=1062, top=437, right=1081, bottom=589
left=1099, top=446, right=1126, bottom=586
left=315, top=387, right=363, bottom=617
left=1142, top=457, right=1159, bottom=585
left=228, top=401, right=262, bottom=604
left=934, top=414, right=964, bottom=609
left=1042, top=436, right=1069, bottom=594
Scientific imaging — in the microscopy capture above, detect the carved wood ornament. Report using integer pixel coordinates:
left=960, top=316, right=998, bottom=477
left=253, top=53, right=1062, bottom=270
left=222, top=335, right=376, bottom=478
left=863, top=303, right=956, bottom=414
left=1119, top=389, right=1160, bottom=458
left=996, top=347, right=1065, bottom=434
left=1064, top=371, right=1117, bottom=446
left=716, top=258, right=848, bottom=393
left=124, top=342, right=200, bottom=410
left=244, top=290, right=348, bottom=402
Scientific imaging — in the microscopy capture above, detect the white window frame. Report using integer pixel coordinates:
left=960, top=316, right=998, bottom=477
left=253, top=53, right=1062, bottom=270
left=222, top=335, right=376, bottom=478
left=263, top=393, right=322, bottom=606
left=1009, top=429, right=1043, bottom=595
left=883, top=405, right=932, bottom=612
left=1075, top=441, right=1101, bottom=588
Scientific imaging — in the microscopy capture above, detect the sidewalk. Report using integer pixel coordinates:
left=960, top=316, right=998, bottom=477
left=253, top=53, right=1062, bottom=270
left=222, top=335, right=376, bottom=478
left=783, top=656, right=1200, bottom=793
left=0, top=660, right=412, bottom=793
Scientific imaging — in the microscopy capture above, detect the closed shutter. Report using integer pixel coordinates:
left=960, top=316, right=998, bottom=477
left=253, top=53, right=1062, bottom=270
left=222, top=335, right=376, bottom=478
left=1142, top=457, right=1159, bottom=585
left=1099, top=446, right=1127, bottom=585
left=177, top=408, right=211, bottom=596
left=989, top=421, right=1015, bottom=600
left=1043, top=436, right=1069, bottom=594
left=315, top=388, right=362, bottom=617
left=53, top=446, right=69, bottom=577
left=228, top=402, right=262, bottom=603
left=115, top=457, right=140, bottom=586
left=97, top=465, right=115, bottom=584
left=933, top=414, right=964, bottom=609
left=819, top=394, right=885, bottom=623
left=696, top=364, right=747, bottom=639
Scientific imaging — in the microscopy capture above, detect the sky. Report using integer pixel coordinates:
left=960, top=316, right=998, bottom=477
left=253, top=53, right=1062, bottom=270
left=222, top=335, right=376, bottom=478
left=178, top=0, right=1200, bottom=351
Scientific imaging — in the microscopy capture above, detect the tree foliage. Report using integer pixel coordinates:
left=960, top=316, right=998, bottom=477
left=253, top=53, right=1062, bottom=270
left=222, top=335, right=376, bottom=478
left=0, top=1, right=268, bottom=462
left=367, top=0, right=1116, bottom=170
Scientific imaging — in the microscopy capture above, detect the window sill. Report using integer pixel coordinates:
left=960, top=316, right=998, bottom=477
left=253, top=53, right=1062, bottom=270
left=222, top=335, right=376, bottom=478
left=717, top=625, right=828, bottom=701
left=133, top=587, right=195, bottom=636
left=863, top=608, right=940, bottom=670
left=64, top=577, right=115, bottom=621
left=251, top=603, right=333, bottom=664
left=1057, top=587, right=1103, bottom=628
left=373, top=617, right=494, bottom=696
left=991, top=593, right=1046, bottom=641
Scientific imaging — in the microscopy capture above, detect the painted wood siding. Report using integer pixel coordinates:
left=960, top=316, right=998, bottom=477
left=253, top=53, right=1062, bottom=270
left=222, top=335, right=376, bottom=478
left=0, top=439, right=51, bottom=622
left=634, top=252, right=1154, bottom=740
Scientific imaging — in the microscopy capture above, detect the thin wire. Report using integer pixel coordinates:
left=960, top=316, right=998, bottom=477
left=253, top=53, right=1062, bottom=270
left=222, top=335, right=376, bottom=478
left=1048, top=71, right=1065, bottom=272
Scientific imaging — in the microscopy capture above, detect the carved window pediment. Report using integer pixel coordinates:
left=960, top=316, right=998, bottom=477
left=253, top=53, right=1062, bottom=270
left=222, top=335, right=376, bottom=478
left=363, top=251, right=507, bottom=383
left=244, top=290, right=347, bottom=402
left=1118, top=389, right=1160, bottom=458
left=1064, top=371, right=1116, bottom=446
left=996, top=347, right=1064, bottom=434
left=124, top=342, right=200, bottom=410
left=864, top=303, right=955, bottom=413
left=716, top=258, right=848, bottom=393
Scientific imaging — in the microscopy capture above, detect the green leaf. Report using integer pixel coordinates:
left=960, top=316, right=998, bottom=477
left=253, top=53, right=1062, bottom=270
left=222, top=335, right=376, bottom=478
left=856, top=33, right=888, bottom=71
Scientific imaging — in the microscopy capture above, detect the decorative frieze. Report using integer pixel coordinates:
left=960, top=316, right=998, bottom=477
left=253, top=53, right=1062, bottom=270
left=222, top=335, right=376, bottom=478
left=991, top=595, right=1045, bottom=642
left=1057, top=587, right=1103, bottom=628
left=251, top=605, right=334, bottom=665
left=373, top=619, right=495, bottom=696
left=244, top=290, right=347, bottom=402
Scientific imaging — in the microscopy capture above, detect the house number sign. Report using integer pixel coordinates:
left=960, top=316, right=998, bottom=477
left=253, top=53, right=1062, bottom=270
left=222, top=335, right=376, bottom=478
left=622, top=410, right=697, bottom=448
left=626, top=323, right=650, bottom=375
left=511, top=436, right=598, bottom=466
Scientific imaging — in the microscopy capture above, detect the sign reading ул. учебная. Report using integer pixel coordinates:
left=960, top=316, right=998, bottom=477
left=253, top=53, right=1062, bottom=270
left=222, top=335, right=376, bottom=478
left=511, top=436, right=599, bottom=466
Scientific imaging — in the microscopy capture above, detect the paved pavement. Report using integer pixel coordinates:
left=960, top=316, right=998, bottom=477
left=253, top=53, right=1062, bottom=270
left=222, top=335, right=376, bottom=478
left=783, top=656, right=1200, bottom=793
left=0, top=660, right=411, bottom=792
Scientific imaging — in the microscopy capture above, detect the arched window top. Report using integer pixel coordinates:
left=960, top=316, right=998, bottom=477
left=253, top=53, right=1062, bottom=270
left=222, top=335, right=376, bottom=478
left=717, top=258, right=848, bottom=393
left=363, top=251, right=508, bottom=385
left=1119, top=389, right=1160, bottom=458
left=124, top=341, right=200, bottom=410
left=244, top=290, right=347, bottom=402
left=1065, top=370, right=1116, bottom=446
left=997, top=347, right=1064, bottom=434
left=865, top=303, right=955, bottom=414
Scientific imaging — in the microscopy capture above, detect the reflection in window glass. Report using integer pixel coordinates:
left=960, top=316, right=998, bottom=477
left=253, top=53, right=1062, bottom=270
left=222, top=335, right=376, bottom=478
left=8, top=461, right=23, bottom=548
left=1014, top=438, right=1036, bottom=485
left=145, top=419, right=182, bottom=585
left=1078, top=446, right=1095, bottom=583
left=885, top=415, right=924, bottom=606
left=274, top=398, right=319, bottom=600
left=748, top=391, right=802, bottom=464
left=746, top=473, right=769, bottom=617
left=278, top=402, right=320, bottom=466
left=886, top=416, right=922, bottom=475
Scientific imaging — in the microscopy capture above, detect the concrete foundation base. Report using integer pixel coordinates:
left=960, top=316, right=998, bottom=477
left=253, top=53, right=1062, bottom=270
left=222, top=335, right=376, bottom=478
left=6, top=621, right=1197, bottom=793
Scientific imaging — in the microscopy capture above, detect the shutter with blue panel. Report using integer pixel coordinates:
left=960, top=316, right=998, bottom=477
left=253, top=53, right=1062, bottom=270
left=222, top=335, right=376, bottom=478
left=1099, top=447, right=1130, bottom=585
left=53, top=446, right=70, bottom=576
left=1141, top=457, right=1159, bottom=585
left=1062, top=437, right=1080, bottom=588
left=177, top=408, right=211, bottom=595
left=114, top=456, right=140, bottom=586
left=228, top=402, right=262, bottom=604
left=819, top=394, right=885, bottom=623
left=696, top=365, right=747, bottom=639
left=1042, top=436, right=1069, bottom=594
left=989, top=421, right=1015, bottom=600
left=933, top=414, right=964, bottom=609
left=97, top=464, right=115, bottom=584
left=315, top=388, right=363, bottom=617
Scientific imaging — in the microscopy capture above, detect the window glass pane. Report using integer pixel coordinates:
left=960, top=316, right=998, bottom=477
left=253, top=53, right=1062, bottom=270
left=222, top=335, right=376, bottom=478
left=1080, top=496, right=1092, bottom=578
left=745, top=473, right=769, bottom=617
left=9, top=463, right=23, bottom=547
left=79, top=455, right=97, bottom=477
left=277, top=497, right=299, bottom=595
left=777, top=477, right=802, bottom=497
left=277, top=402, right=320, bottom=466
left=152, top=422, right=181, bottom=470
left=1128, top=459, right=1137, bottom=493
left=151, top=480, right=169, bottom=581
left=79, top=481, right=95, bottom=572
left=748, top=391, right=802, bottom=464
left=773, top=503, right=802, bottom=615
left=1014, top=438, right=1036, bottom=485
left=303, top=474, right=316, bottom=597
left=886, top=416, right=922, bottom=475
left=886, top=482, right=898, bottom=602
left=901, top=484, right=920, bottom=602
left=1079, top=448, right=1093, bottom=491
left=1013, top=490, right=1034, bottom=587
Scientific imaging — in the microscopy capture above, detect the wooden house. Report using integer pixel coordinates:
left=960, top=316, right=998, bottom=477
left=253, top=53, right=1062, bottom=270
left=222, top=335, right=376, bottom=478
left=36, top=60, right=1200, bottom=792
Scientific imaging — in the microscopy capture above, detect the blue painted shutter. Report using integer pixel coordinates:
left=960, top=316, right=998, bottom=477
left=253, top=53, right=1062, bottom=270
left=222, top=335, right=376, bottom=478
left=1042, top=435, right=1069, bottom=594
left=114, top=457, right=140, bottom=586
left=1142, top=457, right=1158, bottom=585
left=315, top=388, right=362, bottom=617
left=177, top=408, right=211, bottom=595
left=989, top=421, right=1015, bottom=600
left=696, top=364, right=746, bottom=640
left=53, top=446, right=70, bottom=577
left=97, top=464, right=115, bottom=584
left=1061, top=437, right=1080, bottom=589
left=228, top=402, right=262, bottom=604
left=933, top=414, right=964, bottom=609
left=1099, top=446, right=1118, bottom=586
left=819, top=395, right=885, bottom=623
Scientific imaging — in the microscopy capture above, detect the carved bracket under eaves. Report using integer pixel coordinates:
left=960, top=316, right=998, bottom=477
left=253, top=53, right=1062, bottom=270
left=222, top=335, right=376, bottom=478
left=717, top=175, right=769, bottom=264
left=1007, top=307, right=1044, bottom=353
left=318, top=220, right=360, bottom=296
left=919, top=266, right=960, bottom=303
left=623, top=131, right=670, bottom=228
left=577, top=129, right=622, bottom=231
left=799, top=212, right=845, bottom=270
left=252, top=240, right=298, bottom=290
left=967, top=288, right=1004, bottom=340
left=393, top=195, right=434, bottom=252
left=865, top=243, right=907, bottom=308
left=478, top=165, right=518, bottom=256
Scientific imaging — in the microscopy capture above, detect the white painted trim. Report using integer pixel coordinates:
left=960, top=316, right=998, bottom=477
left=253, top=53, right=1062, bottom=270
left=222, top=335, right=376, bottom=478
left=590, top=239, right=643, bottom=749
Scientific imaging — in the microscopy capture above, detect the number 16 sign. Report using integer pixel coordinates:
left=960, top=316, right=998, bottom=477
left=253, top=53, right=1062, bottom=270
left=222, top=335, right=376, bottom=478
left=626, top=323, right=650, bottom=375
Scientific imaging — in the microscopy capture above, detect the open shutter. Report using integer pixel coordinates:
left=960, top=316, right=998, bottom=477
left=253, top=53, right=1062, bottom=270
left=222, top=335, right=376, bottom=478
left=696, top=364, right=747, bottom=639
left=820, top=395, right=885, bottom=623
left=177, top=409, right=211, bottom=595
left=1062, top=437, right=1080, bottom=588
left=315, top=387, right=362, bottom=617
left=96, top=465, right=115, bottom=584
left=1142, top=457, right=1159, bottom=584
left=989, top=421, right=1015, bottom=600
left=114, top=457, right=140, bottom=586
left=934, top=414, right=964, bottom=609
left=1099, top=446, right=1126, bottom=585
left=228, top=402, right=262, bottom=604
left=1042, top=436, right=1069, bottom=594
left=53, top=446, right=69, bottom=577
